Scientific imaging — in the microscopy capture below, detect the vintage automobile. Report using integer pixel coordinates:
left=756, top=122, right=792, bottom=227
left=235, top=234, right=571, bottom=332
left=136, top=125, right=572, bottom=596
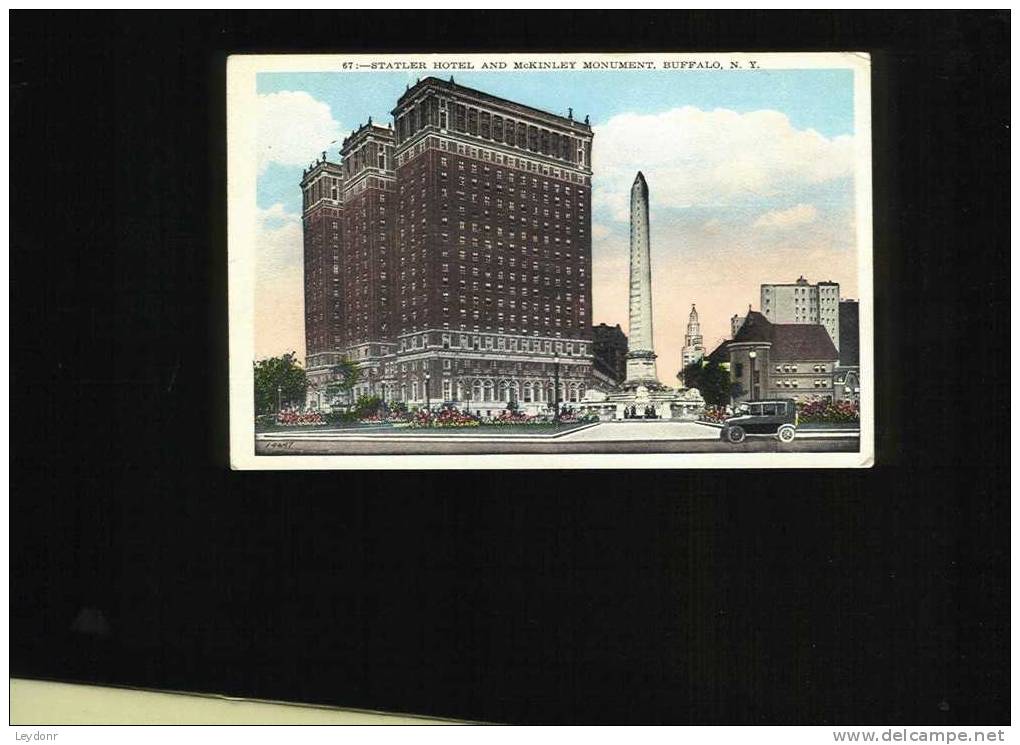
left=720, top=399, right=799, bottom=444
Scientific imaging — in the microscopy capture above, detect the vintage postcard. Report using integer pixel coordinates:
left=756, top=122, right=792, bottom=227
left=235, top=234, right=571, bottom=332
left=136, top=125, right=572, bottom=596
left=227, top=52, right=873, bottom=469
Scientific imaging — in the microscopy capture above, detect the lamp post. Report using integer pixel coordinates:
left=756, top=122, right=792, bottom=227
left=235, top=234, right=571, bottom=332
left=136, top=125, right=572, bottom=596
left=424, top=372, right=431, bottom=424
left=748, top=350, right=757, bottom=401
left=553, top=355, right=561, bottom=425
left=277, top=385, right=283, bottom=413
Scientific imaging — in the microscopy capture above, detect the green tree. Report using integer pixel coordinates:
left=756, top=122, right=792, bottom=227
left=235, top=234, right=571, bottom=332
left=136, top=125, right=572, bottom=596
left=324, top=359, right=361, bottom=406
left=682, top=359, right=732, bottom=407
left=680, top=361, right=702, bottom=390
left=354, top=395, right=382, bottom=418
left=699, top=361, right=733, bottom=406
left=253, top=352, right=307, bottom=414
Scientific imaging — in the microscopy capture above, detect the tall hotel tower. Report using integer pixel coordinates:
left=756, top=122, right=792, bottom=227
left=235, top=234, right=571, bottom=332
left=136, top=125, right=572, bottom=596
left=303, top=77, right=596, bottom=414
left=300, top=155, right=344, bottom=392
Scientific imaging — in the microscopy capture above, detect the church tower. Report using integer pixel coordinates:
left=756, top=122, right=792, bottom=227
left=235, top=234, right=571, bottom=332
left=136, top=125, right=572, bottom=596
left=680, top=304, right=704, bottom=371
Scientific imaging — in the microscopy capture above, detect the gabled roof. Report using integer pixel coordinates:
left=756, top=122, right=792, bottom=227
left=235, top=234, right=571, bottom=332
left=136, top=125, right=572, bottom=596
left=707, top=339, right=731, bottom=363
left=731, top=311, right=772, bottom=343
left=730, top=311, right=838, bottom=361
left=771, top=324, right=839, bottom=360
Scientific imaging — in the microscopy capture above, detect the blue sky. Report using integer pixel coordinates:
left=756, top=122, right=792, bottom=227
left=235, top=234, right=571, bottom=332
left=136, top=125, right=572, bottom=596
left=253, top=67, right=860, bottom=368
left=257, top=69, right=853, bottom=214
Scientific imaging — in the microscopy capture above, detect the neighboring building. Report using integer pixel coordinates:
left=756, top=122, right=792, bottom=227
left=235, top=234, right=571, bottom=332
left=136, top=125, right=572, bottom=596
left=680, top=304, right=704, bottom=370
left=300, top=157, right=346, bottom=397
left=592, top=322, right=627, bottom=384
left=760, top=275, right=840, bottom=352
left=712, top=310, right=840, bottom=404
left=340, top=121, right=398, bottom=401
left=835, top=299, right=861, bottom=403
left=838, top=299, right=859, bottom=367
left=730, top=313, right=746, bottom=339
left=303, top=77, right=596, bottom=414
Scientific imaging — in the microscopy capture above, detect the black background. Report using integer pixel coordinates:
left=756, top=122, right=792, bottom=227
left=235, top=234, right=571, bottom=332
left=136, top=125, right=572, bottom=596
left=11, top=11, right=1009, bottom=724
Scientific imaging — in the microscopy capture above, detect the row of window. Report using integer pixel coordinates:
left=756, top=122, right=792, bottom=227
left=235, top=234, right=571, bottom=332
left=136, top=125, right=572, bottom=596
left=395, top=99, right=588, bottom=167
left=397, top=136, right=591, bottom=185
left=774, top=364, right=830, bottom=373
left=302, top=174, right=341, bottom=210
left=341, top=137, right=393, bottom=181
left=397, top=332, right=588, bottom=356
left=381, top=378, right=587, bottom=405
left=773, top=379, right=830, bottom=389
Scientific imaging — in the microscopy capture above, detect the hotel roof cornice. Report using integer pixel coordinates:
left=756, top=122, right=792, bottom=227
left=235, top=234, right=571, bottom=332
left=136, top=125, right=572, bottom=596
left=341, top=119, right=394, bottom=150
left=393, top=76, right=593, bottom=137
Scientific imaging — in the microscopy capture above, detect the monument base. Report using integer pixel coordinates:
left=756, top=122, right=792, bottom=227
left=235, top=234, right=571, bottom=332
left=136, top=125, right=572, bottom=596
left=577, top=384, right=706, bottom=422
left=624, top=349, right=659, bottom=388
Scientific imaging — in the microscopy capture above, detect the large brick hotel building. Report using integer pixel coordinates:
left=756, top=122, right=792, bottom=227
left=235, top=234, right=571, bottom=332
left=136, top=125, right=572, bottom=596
left=301, top=77, right=597, bottom=414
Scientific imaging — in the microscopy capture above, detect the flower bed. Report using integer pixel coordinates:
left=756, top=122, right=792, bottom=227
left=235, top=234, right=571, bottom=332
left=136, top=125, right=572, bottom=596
left=556, top=410, right=600, bottom=424
left=490, top=410, right=538, bottom=426
left=699, top=405, right=729, bottom=424
left=406, top=407, right=481, bottom=429
left=797, top=398, right=859, bottom=424
left=276, top=410, right=327, bottom=426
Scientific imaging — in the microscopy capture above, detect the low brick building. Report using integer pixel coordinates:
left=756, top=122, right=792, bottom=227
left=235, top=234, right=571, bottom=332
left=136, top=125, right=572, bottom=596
left=708, top=311, right=839, bottom=403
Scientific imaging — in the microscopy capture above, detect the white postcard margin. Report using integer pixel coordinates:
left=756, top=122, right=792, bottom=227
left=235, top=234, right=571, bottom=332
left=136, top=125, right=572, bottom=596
left=227, top=52, right=875, bottom=470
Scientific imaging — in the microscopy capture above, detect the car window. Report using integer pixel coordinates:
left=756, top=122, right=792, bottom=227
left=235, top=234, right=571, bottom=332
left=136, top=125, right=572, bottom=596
left=749, top=404, right=763, bottom=415
left=775, top=402, right=786, bottom=415
left=762, top=403, right=777, bottom=416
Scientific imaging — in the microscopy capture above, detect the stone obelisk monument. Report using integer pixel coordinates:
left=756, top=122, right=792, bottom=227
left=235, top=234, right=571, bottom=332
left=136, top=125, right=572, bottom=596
left=575, top=170, right=705, bottom=420
left=624, top=171, right=661, bottom=388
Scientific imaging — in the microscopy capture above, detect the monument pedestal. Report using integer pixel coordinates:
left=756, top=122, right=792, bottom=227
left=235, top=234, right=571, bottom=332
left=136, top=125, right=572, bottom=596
left=579, top=385, right=705, bottom=422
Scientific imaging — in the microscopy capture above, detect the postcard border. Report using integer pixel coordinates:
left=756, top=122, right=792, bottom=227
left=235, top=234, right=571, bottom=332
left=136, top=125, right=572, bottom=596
left=227, top=52, right=874, bottom=470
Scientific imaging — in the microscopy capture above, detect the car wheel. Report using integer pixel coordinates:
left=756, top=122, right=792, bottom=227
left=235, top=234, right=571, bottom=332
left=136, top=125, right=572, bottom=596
left=726, top=426, right=746, bottom=444
left=777, top=425, right=796, bottom=443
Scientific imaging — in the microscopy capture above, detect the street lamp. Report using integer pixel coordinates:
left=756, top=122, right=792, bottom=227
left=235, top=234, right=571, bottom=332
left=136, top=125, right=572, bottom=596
left=277, top=385, right=283, bottom=413
left=424, top=372, right=431, bottom=424
left=748, top=350, right=757, bottom=401
left=553, top=355, right=561, bottom=425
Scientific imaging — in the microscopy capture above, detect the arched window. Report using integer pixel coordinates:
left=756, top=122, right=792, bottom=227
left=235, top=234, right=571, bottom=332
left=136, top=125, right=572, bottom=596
left=483, top=380, right=494, bottom=401
left=523, top=382, right=533, bottom=403
left=472, top=380, right=482, bottom=401
left=412, top=381, right=419, bottom=401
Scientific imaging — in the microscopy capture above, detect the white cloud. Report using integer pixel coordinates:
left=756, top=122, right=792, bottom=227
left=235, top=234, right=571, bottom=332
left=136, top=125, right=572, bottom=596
left=591, top=107, right=854, bottom=221
left=255, top=203, right=305, bottom=360
left=256, top=203, right=302, bottom=273
left=257, top=91, right=343, bottom=174
left=753, top=203, right=818, bottom=229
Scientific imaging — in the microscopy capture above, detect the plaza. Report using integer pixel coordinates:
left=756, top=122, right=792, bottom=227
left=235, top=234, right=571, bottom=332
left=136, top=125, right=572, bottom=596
left=255, top=419, right=859, bottom=455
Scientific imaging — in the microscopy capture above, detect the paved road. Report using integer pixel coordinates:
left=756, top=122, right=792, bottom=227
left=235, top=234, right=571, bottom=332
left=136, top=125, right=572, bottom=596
left=563, top=421, right=720, bottom=441
left=255, top=421, right=860, bottom=456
